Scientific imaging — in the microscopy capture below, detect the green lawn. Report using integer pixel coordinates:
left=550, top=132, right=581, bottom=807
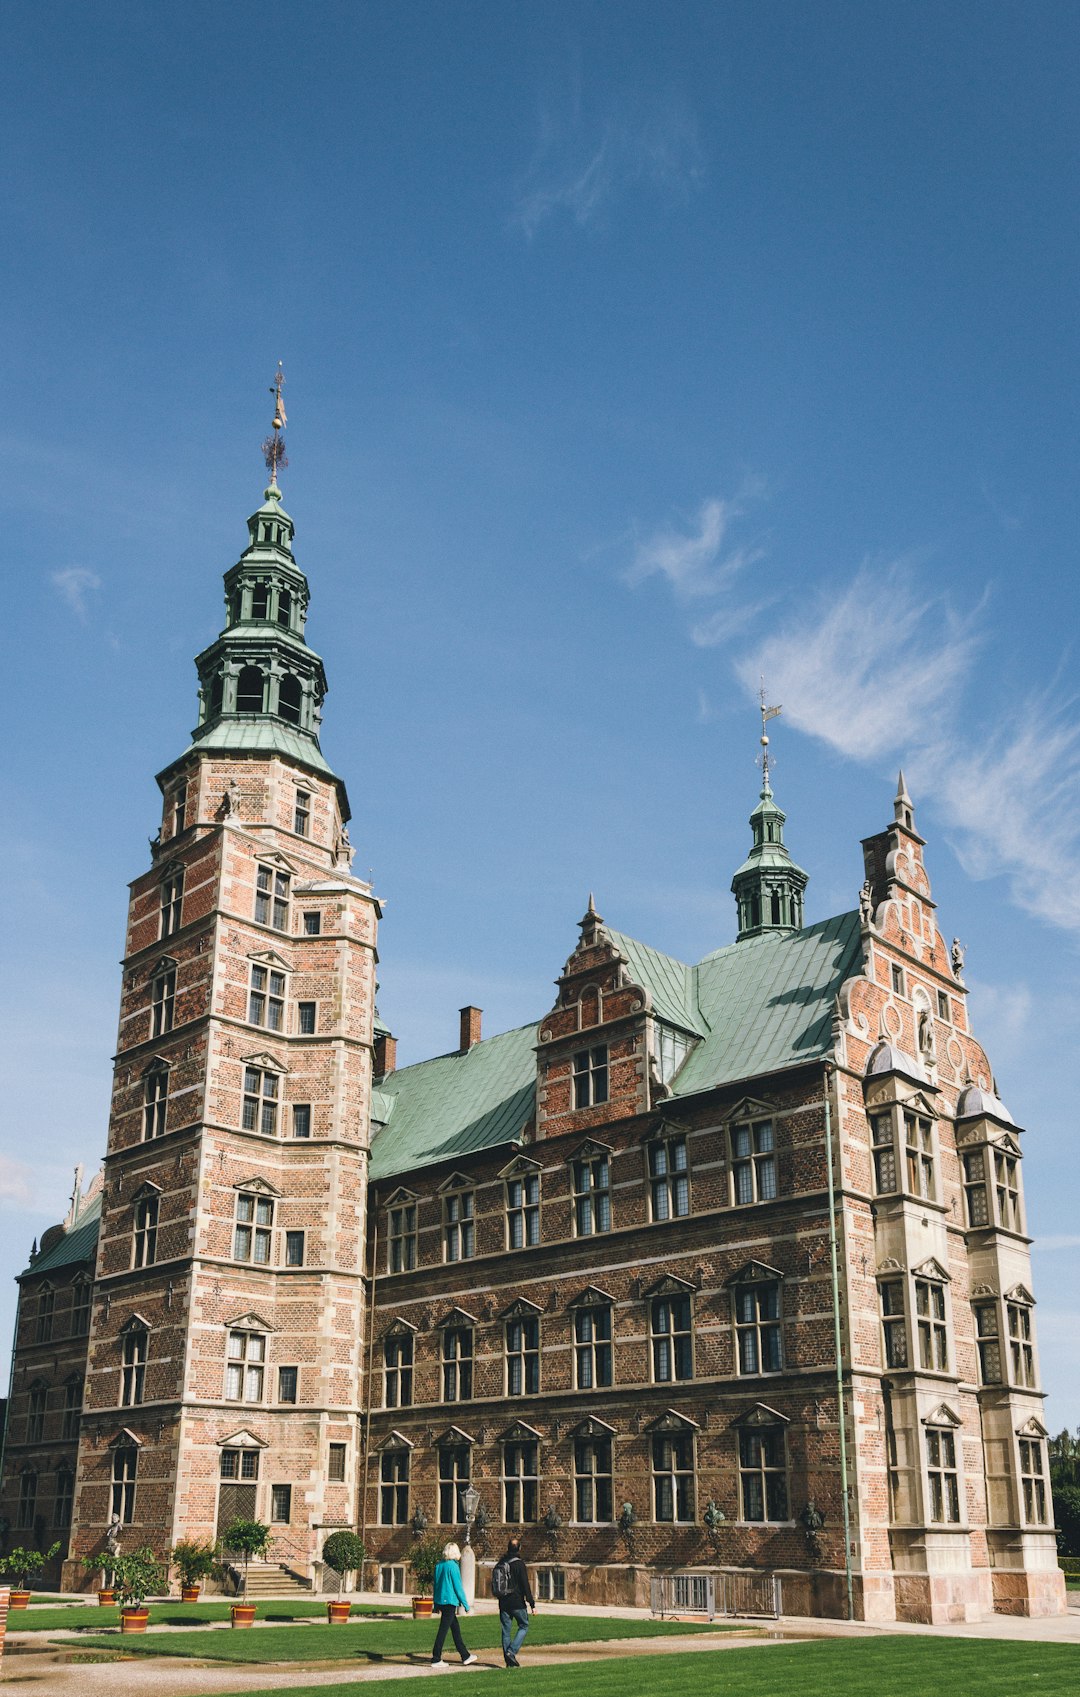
left=14, top=1599, right=398, bottom=1633
left=200, top=1639, right=1080, bottom=1697
left=65, top=1614, right=734, bottom=1664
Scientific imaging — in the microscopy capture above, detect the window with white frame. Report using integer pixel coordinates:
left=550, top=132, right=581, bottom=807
left=297, top=1000, right=317, bottom=1035
left=438, top=1443, right=470, bottom=1523
left=111, top=1446, right=138, bottom=1523
left=379, top=1447, right=410, bottom=1524
left=648, top=1133, right=689, bottom=1220
left=383, top=1332, right=414, bottom=1408
left=1008, top=1301, right=1035, bottom=1387
left=328, top=1442, right=347, bottom=1481
left=904, top=1112, right=935, bottom=1200
left=734, top=1278, right=782, bottom=1374
left=573, top=1151, right=611, bottom=1235
left=880, top=1280, right=908, bottom=1369
left=506, top=1169, right=540, bottom=1248
left=151, top=965, right=176, bottom=1037
left=974, top=1303, right=1002, bottom=1384
left=27, top=1382, right=46, bottom=1442
left=292, top=1103, right=311, bottom=1139
left=278, top=1365, right=298, bottom=1403
left=536, top=1568, right=565, bottom=1601
left=303, top=910, right=321, bottom=935
left=652, top=1428, right=695, bottom=1522
left=294, top=789, right=310, bottom=836
left=270, top=1483, right=292, bottom=1522
left=870, top=1114, right=898, bottom=1193
left=121, top=1329, right=147, bottom=1406
left=573, top=1045, right=609, bottom=1108
left=574, top=1302, right=613, bottom=1389
left=172, top=780, right=188, bottom=838
left=1019, top=1437, right=1048, bottom=1523
left=143, top=1068, right=168, bottom=1139
left=651, top=1291, right=692, bottom=1382
left=255, top=864, right=290, bottom=931
left=242, top=1066, right=280, bottom=1135
left=443, top=1190, right=474, bottom=1262
left=133, top=1195, right=159, bottom=1268
left=225, top=1329, right=266, bottom=1402
left=388, top=1200, right=417, bottom=1272
left=995, top=1149, right=1022, bottom=1231
left=925, top=1426, right=960, bottom=1523
left=72, top=1276, right=92, bottom=1335
left=220, top=1447, right=260, bottom=1480
left=502, top=1439, right=538, bottom=1522
left=731, top=1119, right=777, bottom=1204
left=16, top=1471, right=37, bottom=1529
left=62, top=1375, right=82, bottom=1440
left=915, top=1278, right=948, bottom=1371
left=35, top=1285, right=54, bottom=1343
left=738, top=1424, right=788, bottom=1522
left=284, top=1229, right=304, bottom=1267
left=160, top=869, right=183, bottom=938
left=442, top=1326, right=473, bottom=1401
left=962, top=1149, right=989, bottom=1226
left=506, top=1313, right=540, bottom=1395
left=248, top=964, right=285, bottom=1030
left=54, top=1468, right=74, bottom=1529
left=233, top=1191, right=274, bottom=1263
left=574, top=1436, right=613, bottom=1523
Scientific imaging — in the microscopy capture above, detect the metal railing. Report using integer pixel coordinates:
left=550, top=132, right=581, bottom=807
left=651, top=1570, right=782, bottom=1620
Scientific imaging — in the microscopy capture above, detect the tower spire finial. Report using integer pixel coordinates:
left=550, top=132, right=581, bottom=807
left=261, top=361, right=288, bottom=489
left=758, top=678, right=782, bottom=793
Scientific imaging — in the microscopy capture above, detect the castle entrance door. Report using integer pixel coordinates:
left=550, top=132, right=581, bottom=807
left=217, top=1482, right=258, bottom=1541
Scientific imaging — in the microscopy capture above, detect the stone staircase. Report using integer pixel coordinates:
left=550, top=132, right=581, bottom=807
left=236, top=1560, right=312, bottom=1598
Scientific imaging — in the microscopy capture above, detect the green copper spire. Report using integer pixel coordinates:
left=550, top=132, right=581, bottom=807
left=730, top=699, right=808, bottom=940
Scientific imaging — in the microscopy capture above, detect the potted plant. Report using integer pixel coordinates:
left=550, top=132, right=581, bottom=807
left=170, top=1537, right=217, bottom=1603
left=407, top=1533, right=443, bottom=1619
left=321, top=1530, right=365, bottom=1622
left=222, top=1519, right=272, bottom=1627
left=81, top=1549, right=118, bottom=1606
left=0, top=1543, right=61, bottom=1608
left=111, top=1546, right=164, bottom=1634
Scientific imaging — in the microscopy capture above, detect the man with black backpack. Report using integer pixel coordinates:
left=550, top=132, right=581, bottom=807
left=491, top=1536, right=536, bottom=1668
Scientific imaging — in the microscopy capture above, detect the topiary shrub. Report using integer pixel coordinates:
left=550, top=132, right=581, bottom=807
left=322, top=1530, right=366, bottom=1597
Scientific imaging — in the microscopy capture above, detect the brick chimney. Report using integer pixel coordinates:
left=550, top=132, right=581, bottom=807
left=373, top=1031, right=397, bottom=1078
left=459, top=1006, right=482, bottom=1052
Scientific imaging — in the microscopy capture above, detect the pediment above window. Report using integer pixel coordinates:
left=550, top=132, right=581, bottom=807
left=922, top=1403, right=962, bottom=1428
left=384, top=1186, right=419, bottom=1206
left=1004, top=1283, right=1035, bottom=1306
left=907, top=1091, right=939, bottom=1119
left=378, top=1429, right=414, bottom=1451
left=142, top=1056, right=171, bottom=1077
left=383, top=1316, right=419, bottom=1338
left=995, top=1133, right=1022, bottom=1157
left=570, top=1415, right=616, bottom=1439
left=437, top=1172, right=475, bottom=1194
left=437, top=1307, right=477, bottom=1330
left=107, top=1427, right=144, bottom=1449
left=499, top=1420, right=542, bottom=1443
left=1016, top=1416, right=1049, bottom=1439
left=119, top=1312, right=152, bottom=1334
left=131, top=1180, right=163, bottom=1200
left=646, top=1408, right=700, bottom=1433
left=911, top=1256, right=950, bottom=1283
left=239, top=1051, right=289, bottom=1075
left=225, top=1310, right=274, bottom=1333
left=217, top=1428, right=267, bottom=1449
left=149, top=954, right=178, bottom=979
left=435, top=1425, right=476, bottom=1447
left=875, top=1257, right=906, bottom=1276
left=499, top=1154, right=541, bottom=1180
left=643, top=1116, right=687, bottom=1145
left=970, top=1282, right=998, bottom=1300
left=643, top=1273, right=696, bottom=1299
left=732, top=1402, right=789, bottom=1429
left=232, top=1177, right=282, bottom=1198
left=725, top=1260, right=783, bottom=1287
left=721, top=1096, right=774, bottom=1124
left=568, top=1285, right=614, bottom=1309
left=570, top=1138, right=613, bottom=1161
left=501, top=1297, right=543, bottom=1319
left=247, top=948, right=294, bottom=973
left=256, top=850, right=298, bottom=874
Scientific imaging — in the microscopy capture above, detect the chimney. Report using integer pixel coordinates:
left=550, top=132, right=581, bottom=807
left=374, top=1032, right=397, bottom=1078
left=459, top=1005, right=483, bottom=1052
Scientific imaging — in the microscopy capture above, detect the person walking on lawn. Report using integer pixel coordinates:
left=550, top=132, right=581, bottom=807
left=492, top=1536, right=536, bottom=1668
left=431, top=1543, right=478, bottom=1668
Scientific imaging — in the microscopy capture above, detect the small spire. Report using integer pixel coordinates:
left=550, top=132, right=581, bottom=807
left=261, top=361, right=289, bottom=488
left=894, top=769, right=915, bottom=829
left=579, top=892, right=604, bottom=945
left=758, top=679, right=782, bottom=793
left=896, top=769, right=910, bottom=803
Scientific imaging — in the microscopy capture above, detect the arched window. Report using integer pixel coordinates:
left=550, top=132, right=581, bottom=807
left=278, top=674, right=302, bottom=726
left=237, top=667, right=264, bottom=713
left=251, top=583, right=269, bottom=619
left=277, top=588, right=292, bottom=628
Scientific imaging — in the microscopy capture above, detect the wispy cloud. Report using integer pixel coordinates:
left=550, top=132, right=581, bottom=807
left=0, top=1153, right=36, bottom=1209
left=51, top=565, right=101, bottom=621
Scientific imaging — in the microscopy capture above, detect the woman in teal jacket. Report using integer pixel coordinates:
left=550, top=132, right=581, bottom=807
left=431, top=1543, right=477, bottom=1667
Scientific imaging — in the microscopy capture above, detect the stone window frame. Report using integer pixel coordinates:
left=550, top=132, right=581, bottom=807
left=53, top=1465, right=75, bottom=1530
left=500, top=1421, right=541, bottom=1524
left=727, top=1261, right=784, bottom=1376
left=328, top=1441, right=348, bottom=1483
left=735, top=1404, right=791, bottom=1524
left=224, top=1315, right=273, bottom=1405
left=1005, top=1285, right=1038, bottom=1389
left=922, top=1404, right=964, bottom=1525
left=957, top=1124, right=1026, bottom=1235
left=17, top=1468, right=37, bottom=1529
left=241, top=1056, right=286, bottom=1138
left=377, top=1432, right=412, bottom=1526
left=150, top=957, right=177, bottom=1038
left=570, top=1415, right=616, bottom=1525
left=729, top=1114, right=778, bottom=1207
left=171, top=778, right=188, bottom=839
left=876, top=1256, right=952, bottom=1377
left=647, top=1409, right=698, bottom=1525
left=132, top=1183, right=161, bottom=1270
left=386, top=1190, right=418, bottom=1274
left=119, top=1316, right=150, bottom=1407
left=645, top=1125, right=690, bottom=1223
left=570, top=1140, right=612, bottom=1237
left=159, top=864, right=184, bottom=940
left=254, top=860, right=292, bottom=932
left=296, top=999, right=318, bottom=1036
left=503, top=1298, right=542, bottom=1397
left=71, top=1274, right=92, bottom=1336
left=61, top=1372, right=83, bottom=1440
left=572, top=1043, right=609, bottom=1109
left=270, top=1483, right=293, bottom=1524
left=291, top=1103, right=312, bottom=1139
left=26, top=1379, right=47, bottom=1443
left=568, top=1286, right=615, bottom=1391
left=142, top=1060, right=170, bottom=1141
left=284, top=1229, right=305, bottom=1268
left=382, top=1319, right=417, bottom=1410
left=971, top=1292, right=1002, bottom=1385
left=435, top=1426, right=474, bottom=1525
left=34, top=1282, right=55, bottom=1344
left=439, top=1308, right=476, bottom=1404
left=293, top=788, right=311, bottom=837
left=439, top=1175, right=475, bottom=1265
left=277, top=1365, right=299, bottom=1404
left=864, top=1082, right=942, bottom=1207
left=501, top=1156, right=541, bottom=1251
left=645, top=1274, right=695, bottom=1385
left=247, top=957, right=288, bottom=1032
left=109, top=1431, right=140, bottom=1525
left=1016, top=1418, right=1050, bottom=1526
left=232, top=1179, right=281, bottom=1264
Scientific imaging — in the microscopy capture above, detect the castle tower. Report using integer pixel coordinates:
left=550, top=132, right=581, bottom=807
left=68, top=394, right=379, bottom=1578
left=730, top=706, right=808, bottom=939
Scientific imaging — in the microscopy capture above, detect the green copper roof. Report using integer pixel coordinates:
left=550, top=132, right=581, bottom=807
left=20, top=1192, right=102, bottom=1280
left=605, top=928, right=707, bottom=1035
left=180, top=718, right=336, bottom=776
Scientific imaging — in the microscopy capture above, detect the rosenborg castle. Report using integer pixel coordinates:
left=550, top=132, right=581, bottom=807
left=0, top=447, right=1064, bottom=1624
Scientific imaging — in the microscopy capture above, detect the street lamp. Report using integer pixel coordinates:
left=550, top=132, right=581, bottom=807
left=462, top=1486, right=481, bottom=1544
left=460, top=1486, right=482, bottom=1606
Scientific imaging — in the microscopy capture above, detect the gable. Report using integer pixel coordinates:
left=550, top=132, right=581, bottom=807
left=218, top=1428, right=267, bottom=1449
left=225, top=1310, right=275, bottom=1332
left=239, top=1051, right=289, bottom=1075
left=646, top=1409, right=700, bottom=1433
left=725, top=1260, right=783, bottom=1286
left=232, top=1177, right=282, bottom=1198
left=732, top=1402, right=789, bottom=1428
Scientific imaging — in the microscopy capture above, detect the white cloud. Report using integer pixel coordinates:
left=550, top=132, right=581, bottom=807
left=0, top=1153, right=35, bottom=1208
left=51, top=565, right=101, bottom=621
left=627, top=490, right=766, bottom=602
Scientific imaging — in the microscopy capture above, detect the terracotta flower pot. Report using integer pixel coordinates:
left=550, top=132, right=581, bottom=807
left=327, top=1599, right=352, bottom=1623
left=230, top=1602, right=258, bottom=1629
left=8, top=1590, right=30, bottom=1610
left=411, top=1596, right=433, bottom=1618
left=120, top=1607, right=150, bottom=1634
left=97, top=1589, right=117, bottom=1607
left=180, top=1586, right=201, bottom=1603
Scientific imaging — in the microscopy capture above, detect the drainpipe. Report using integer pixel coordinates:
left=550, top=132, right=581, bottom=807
left=359, top=1210, right=379, bottom=1580
left=823, top=1064, right=855, bottom=1621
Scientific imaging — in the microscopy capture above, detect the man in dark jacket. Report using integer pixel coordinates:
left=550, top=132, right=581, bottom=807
left=494, top=1537, right=536, bottom=1667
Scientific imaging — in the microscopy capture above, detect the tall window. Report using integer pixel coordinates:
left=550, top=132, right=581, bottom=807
left=732, top=1120, right=777, bottom=1204
left=380, top=1448, right=410, bottom=1524
left=734, top=1280, right=782, bottom=1374
left=995, top=1150, right=1021, bottom=1231
left=649, top=1134, right=689, bottom=1220
left=111, top=1446, right=138, bottom=1523
left=17, top=1471, right=37, bottom=1529
left=27, top=1383, right=46, bottom=1442
left=54, top=1468, right=74, bottom=1529
left=891, top=964, right=905, bottom=995
left=439, top=1444, right=471, bottom=1523
left=574, top=1437, right=613, bottom=1523
left=72, top=1277, right=92, bottom=1335
left=234, top=1192, right=274, bottom=1263
left=1008, top=1302, right=1035, bottom=1387
left=506, top=1171, right=540, bottom=1248
left=278, top=1366, right=298, bottom=1404
left=384, top=1333, right=414, bottom=1408
left=962, top=1150, right=989, bottom=1226
left=133, top=1195, right=159, bottom=1268
left=388, top=1201, right=417, bottom=1272
left=506, top=1314, right=540, bottom=1395
left=35, top=1285, right=55, bottom=1343
left=292, top=1103, right=312, bottom=1139
left=1019, top=1438, right=1048, bottom=1523
left=880, top=1281, right=908, bottom=1368
left=284, top=1230, right=305, bottom=1267
left=739, top=1426, right=788, bottom=1522
left=297, top=1000, right=317, bottom=1035
left=870, top=1114, right=898, bottom=1193
left=574, top=1304, right=613, bottom=1389
left=270, top=1484, right=292, bottom=1523
left=904, top=1113, right=935, bottom=1200
left=652, top=1430, right=695, bottom=1522
left=220, top=1447, right=259, bottom=1480
left=303, top=910, right=321, bottom=935
left=442, top=1327, right=474, bottom=1401
left=62, top=1376, right=82, bottom=1440
left=151, top=966, right=176, bottom=1036
left=651, top=1293, right=692, bottom=1382
left=242, top=1066, right=280, bottom=1136
left=172, top=780, right=188, bottom=837
left=225, top=1330, right=266, bottom=1401
left=573, top=1152, right=611, bottom=1235
left=443, top=1191, right=474, bottom=1262
left=573, top=1045, right=609, bottom=1108
left=328, top=1443, right=347, bottom=1482
left=248, top=965, right=285, bottom=1030
left=915, top=1279, right=948, bottom=1371
left=502, top=1440, right=538, bottom=1522
left=143, top=1068, right=168, bottom=1140
left=925, top=1428, right=960, bottom=1523
left=255, top=864, right=290, bottom=931
left=974, top=1304, right=1002, bottom=1384
left=294, top=789, right=311, bottom=836
left=160, top=869, right=183, bottom=938
left=121, top=1330, right=147, bottom=1406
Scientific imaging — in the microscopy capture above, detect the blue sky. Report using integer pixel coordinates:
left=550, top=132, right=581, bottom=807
left=3, top=2, right=1079, bottom=1426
